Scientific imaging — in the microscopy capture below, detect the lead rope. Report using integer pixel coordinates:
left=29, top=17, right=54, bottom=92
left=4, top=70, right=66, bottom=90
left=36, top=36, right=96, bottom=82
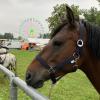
left=48, top=75, right=64, bottom=99
left=48, top=83, right=55, bottom=100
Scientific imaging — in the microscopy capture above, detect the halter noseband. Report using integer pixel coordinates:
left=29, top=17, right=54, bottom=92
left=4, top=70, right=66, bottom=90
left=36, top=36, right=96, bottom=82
left=36, top=21, right=85, bottom=84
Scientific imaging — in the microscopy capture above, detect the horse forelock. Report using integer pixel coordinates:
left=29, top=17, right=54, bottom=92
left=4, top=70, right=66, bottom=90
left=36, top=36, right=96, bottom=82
left=50, top=22, right=67, bottom=39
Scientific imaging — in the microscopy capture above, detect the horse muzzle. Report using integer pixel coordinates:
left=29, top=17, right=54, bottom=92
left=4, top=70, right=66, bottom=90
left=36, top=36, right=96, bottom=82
left=25, top=71, right=44, bottom=88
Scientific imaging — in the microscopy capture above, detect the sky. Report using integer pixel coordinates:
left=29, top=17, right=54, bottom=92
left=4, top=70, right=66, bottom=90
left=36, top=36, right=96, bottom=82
left=0, top=0, right=99, bottom=37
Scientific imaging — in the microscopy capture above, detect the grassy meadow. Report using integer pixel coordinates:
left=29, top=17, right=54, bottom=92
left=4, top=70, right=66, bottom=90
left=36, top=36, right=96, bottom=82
left=0, top=50, right=99, bottom=100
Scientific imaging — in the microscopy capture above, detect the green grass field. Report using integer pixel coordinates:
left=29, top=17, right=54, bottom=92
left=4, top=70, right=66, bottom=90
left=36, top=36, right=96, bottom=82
left=0, top=50, right=99, bottom=100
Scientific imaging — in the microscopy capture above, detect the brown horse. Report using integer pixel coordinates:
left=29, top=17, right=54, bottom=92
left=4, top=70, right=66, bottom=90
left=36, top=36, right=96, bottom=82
left=26, top=6, right=100, bottom=94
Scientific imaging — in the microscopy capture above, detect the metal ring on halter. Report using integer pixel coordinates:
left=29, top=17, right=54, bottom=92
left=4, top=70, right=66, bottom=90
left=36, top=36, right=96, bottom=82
left=77, top=39, right=83, bottom=47
left=73, top=52, right=80, bottom=60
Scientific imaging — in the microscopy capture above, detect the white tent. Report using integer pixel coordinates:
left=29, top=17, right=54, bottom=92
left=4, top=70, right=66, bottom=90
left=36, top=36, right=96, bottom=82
left=27, top=38, right=50, bottom=49
left=27, top=38, right=50, bottom=45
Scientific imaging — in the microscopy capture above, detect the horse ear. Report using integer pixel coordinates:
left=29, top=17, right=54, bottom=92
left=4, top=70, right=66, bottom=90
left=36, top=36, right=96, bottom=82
left=66, top=6, right=75, bottom=25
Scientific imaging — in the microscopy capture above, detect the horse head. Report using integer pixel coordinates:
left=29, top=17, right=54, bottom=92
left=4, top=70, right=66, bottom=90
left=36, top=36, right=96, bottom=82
left=25, top=5, right=87, bottom=89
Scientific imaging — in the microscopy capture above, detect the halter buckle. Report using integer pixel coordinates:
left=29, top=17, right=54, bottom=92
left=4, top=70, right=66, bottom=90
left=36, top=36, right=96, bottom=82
left=77, top=39, right=83, bottom=47
left=71, top=60, right=76, bottom=64
left=48, top=66, right=55, bottom=74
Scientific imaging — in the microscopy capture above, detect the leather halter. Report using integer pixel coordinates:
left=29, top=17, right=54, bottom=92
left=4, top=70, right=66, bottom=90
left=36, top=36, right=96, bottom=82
left=36, top=21, right=85, bottom=84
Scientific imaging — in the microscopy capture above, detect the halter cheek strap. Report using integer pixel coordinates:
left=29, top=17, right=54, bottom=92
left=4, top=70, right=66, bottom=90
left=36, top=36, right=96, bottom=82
left=36, top=21, right=85, bottom=84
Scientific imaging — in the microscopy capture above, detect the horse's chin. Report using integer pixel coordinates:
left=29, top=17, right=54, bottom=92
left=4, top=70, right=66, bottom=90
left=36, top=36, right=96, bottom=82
left=30, top=80, right=44, bottom=89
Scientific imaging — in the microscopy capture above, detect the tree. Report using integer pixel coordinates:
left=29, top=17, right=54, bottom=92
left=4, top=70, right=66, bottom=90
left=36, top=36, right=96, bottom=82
left=96, top=12, right=100, bottom=26
left=0, top=34, right=4, bottom=39
left=97, top=0, right=100, bottom=3
left=47, top=4, right=80, bottom=32
left=96, top=0, right=100, bottom=7
left=81, top=7, right=100, bottom=25
left=47, top=3, right=100, bottom=35
left=82, top=7, right=97, bottom=23
left=4, top=33, right=14, bottom=39
left=47, top=4, right=66, bottom=31
left=17, top=36, right=23, bottom=40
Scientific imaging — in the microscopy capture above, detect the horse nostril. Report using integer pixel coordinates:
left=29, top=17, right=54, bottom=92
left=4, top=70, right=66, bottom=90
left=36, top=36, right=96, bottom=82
left=26, top=72, right=32, bottom=83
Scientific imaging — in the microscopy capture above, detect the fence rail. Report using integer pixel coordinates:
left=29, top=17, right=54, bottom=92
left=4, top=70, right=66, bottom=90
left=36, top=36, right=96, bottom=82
left=0, top=64, right=49, bottom=100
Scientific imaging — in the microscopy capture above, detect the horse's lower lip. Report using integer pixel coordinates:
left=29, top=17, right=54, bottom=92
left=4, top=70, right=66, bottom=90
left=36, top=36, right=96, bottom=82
left=33, top=80, right=44, bottom=89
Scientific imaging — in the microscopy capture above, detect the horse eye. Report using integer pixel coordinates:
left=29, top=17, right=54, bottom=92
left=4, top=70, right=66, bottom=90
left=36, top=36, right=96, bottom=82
left=53, top=41, right=63, bottom=47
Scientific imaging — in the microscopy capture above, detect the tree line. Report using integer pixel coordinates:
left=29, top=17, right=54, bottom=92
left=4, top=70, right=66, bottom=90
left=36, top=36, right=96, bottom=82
left=0, top=33, right=14, bottom=39
left=1, top=1, right=100, bottom=39
left=47, top=1, right=100, bottom=33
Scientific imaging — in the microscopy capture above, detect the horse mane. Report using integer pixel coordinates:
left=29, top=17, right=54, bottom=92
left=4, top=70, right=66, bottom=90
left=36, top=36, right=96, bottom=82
left=83, top=21, right=100, bottom=58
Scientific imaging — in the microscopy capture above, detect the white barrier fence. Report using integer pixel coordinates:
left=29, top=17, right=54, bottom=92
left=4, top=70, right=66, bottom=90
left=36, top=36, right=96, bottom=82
left=0, top=64, right=49, bottom=100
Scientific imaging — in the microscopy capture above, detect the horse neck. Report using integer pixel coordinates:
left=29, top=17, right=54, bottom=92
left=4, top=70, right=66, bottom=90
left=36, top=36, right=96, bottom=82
left=80, top=48, right=100, bottom=94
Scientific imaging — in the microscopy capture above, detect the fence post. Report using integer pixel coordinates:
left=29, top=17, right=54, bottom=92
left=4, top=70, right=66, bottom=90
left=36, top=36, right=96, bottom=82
left=10, top=77, right=17, bottom=100
left=13, top=77, right=49, bottom=100
left=0, top=64, right=49, bottom=100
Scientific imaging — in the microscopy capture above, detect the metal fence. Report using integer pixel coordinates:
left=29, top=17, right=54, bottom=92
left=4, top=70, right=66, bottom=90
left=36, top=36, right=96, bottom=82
left=0, top=64, right=49, bottom=100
